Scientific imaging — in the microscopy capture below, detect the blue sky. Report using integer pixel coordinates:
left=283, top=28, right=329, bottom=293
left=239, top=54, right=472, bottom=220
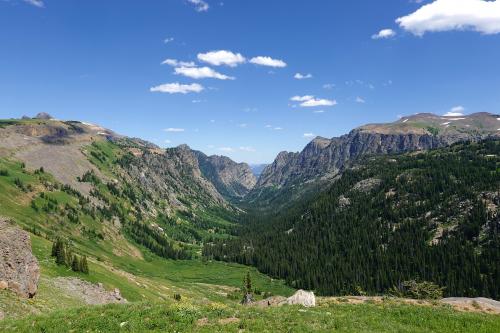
left=1, top=0, right=500, bottom=163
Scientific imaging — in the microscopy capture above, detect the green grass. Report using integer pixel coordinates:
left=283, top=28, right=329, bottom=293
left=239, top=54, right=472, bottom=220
left=1, top=301, right=499, bottom=333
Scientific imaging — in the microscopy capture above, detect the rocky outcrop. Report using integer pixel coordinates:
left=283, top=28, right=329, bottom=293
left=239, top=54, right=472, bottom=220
left=252, top=112, right=500, bottom=200
left=286, top=290, right=316, bottom=307
left=250, top=290, right=316, bottom=308
left=0, top=218, right=40, bottom=298
left=51, top=277, right=127, bottom=305
left=123, top=144, right=228, bottom=212
left=196, top=152, right=257, bottom=199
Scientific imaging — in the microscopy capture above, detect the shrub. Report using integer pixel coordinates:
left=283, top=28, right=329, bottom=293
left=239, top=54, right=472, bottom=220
left=173, top=293, right=182, bottom=301
left=389, top=280, right=444, bottom=300
left=0, top=169, right=9, bottom=176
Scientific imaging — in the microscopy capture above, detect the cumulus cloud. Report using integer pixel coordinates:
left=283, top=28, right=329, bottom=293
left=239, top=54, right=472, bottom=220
left=356, top=96, right=366, bottom=103
left=187, top=0, right=209, bottom=12
left=174, top=66, right=234, bottom=80
left=150, top=83, right=204, bottom=94
left=24, top=0, right=44, bottom=7
left=164, top=128, right=185, bottom=132
left=162, top=59, right=196, bottom=67
left=164, top=37, right=174, bottom=44
left=313, top=110, right=325, bottom=113
left=443, top=105, right=466, bottom=116
left=291, top=95, right=336, bottom=107
left=290, top=95, right=315, bottom=102
left=372, top=28, right=396, bottom=39
left=396, top=0, right=500, bottom=36
left=197, top=50, right=246, bottom=67
left=303, top=133, right=315, bottom=138
left=294, top=73, right=313, bottom=80
left=323, top=83, right=335, bottom=90
left=249, top=56, right=287, bottom=68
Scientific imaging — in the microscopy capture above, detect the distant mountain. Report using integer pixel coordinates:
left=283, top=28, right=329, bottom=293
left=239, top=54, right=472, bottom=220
left=248, top=112, right=500, bottom=207
left=195, top=152, right=257, bottom=200
left=249, top=164, right=268, bottom=177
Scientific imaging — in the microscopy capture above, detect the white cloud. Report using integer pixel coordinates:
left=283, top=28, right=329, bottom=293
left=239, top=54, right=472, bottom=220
left=372, top=29, right=396, bottom=39
left=164, top=128, right=185, bottom=132
left=197, top=50, right=246, bottom=67
left=238, top=123, right=248, bottom=128
left=24, top=0, right=44, bottom=7
left=356, top=96, right=366, bottom=103
left=290, top=95, right=314, bottom=102
left=294, top=73, right=313, bottom=80
left=250, top=56, right=287, bottom=68
left=174, top=66, right=235, bottom=80
left=443, top=105, right=465, bottom=116
left=265, top=124, right=272, bottom=128
left=218, top=147, right=234, bottom=152
left=164, top=37, right=174, bottom=44
left=162, top=58, right=196, bottom=67
left=150, top=83, right=204, bottom=94
left=301, top=98, right=337, bottom=107
left=239, top=146, right=256, bottom=152
left=303, top=133, right=315, bottom=138
left=313, top=110, right=325, bottom=113
left=290, top=95, right=337, bottom=107
left=164, top=139, right=172, bottom=143
left=396, top=0, right=500, bottom=36
left=323, top=83, right=335, bottom=90
left=187, top=0, right=209, bottom=12
left=274, top=127, right=283, bottom=130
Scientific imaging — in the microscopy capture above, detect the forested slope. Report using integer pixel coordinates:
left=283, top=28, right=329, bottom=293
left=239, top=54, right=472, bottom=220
left=204, top=140, right=500, bottom=298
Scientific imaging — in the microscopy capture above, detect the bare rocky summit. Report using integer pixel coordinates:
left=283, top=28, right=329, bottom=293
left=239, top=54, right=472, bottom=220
left=0, top=218, right=40, bottom=298
left=251, top=112, right=500, bottom=203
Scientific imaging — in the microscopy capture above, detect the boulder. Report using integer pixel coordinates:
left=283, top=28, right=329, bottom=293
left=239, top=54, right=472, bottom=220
left=34, top=112, right=53, bottom=120
left=0, top=218, right=40, bottom=298
left=286, top=290, right=316, bottom=307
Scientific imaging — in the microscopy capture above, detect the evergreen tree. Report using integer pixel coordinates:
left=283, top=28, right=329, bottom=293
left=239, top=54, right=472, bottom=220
left=80, top=256, right=89, bottom=274
left=71, top=255, right=80, bottom=272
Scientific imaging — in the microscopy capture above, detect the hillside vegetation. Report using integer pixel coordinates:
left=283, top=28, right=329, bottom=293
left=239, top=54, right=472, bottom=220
left=205, top=140, right=500, bottom=297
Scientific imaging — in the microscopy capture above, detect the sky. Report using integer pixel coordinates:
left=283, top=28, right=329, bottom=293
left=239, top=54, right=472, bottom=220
left=1, top=0, right=500, bottom=164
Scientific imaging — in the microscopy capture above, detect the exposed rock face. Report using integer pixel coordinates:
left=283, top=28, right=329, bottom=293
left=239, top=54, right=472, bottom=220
left=34, top=112, right=53, bottom=120
left=124, top=144, right=228, bottom=212
left=196, top=152, right=257, bottom=199
left=252, top=113, right=500, bottom=201
left=51, top=277, right=127, bottom=305
left=286, top=289, right=316, bottom=307
left=0, top=218, right=40, bottom=298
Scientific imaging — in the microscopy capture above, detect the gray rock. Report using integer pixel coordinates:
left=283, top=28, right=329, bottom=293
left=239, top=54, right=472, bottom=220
left=286, top=289, right=316, bottom=307
left=0, top=218, right=40, bottom=298
left=34, top=112, right=53, bottom=120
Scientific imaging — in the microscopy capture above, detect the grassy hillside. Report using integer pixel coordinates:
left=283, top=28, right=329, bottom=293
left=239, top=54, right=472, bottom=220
left=1, top=299, right=499, bottom=332
left=0, top=142, right=292, bottom=320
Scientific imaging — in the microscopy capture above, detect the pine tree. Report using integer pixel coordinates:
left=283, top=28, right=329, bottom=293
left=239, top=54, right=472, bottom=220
left=80, top=256, right=89, bottom=274
left=71, top=255, right=80, bottom=272
left=55, top=241, right=66, bottom=266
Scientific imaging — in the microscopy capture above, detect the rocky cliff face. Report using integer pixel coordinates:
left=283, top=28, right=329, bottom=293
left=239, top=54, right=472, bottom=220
left=196, top=152, right=256, bottom=199
left=0, top=218, right=40, bottom=298
left=253, top=112, right=500, bottom=192
left=123, top=144, right=228, bottom=213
